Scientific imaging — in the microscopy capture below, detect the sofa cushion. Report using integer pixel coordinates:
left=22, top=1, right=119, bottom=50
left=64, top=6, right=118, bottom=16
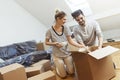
left=0, top=45, right=18, bottom=60
left=0, top=40, right=37, bottom=60
left=15, top=40, right=37, bottom=55
left=30, top=51, right=51, bottom=63
left=0, top=50, right=51, bottom=68
left=0, top=58, right=5, bottom=63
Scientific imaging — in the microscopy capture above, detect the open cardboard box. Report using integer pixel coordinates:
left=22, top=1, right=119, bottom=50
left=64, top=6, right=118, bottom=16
left=69, top=45, right=120, bottom=80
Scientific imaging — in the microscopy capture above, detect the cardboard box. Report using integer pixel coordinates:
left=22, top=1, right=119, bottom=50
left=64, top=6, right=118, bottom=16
left=28, top=70, right=56, bottom=80
left=25, top=65, right=44, bottom=78
left=37, top=42, right=45, bottom=50
left=37, top=42, right=50, bottom=50
left=31, top=60, right=51, bottom=71
left=111, top=70, right=120, bottom=80
left=69, top=45, right=119, bottom=80
left=0, top=63, right=27, bottom=80
left=112, top=55, right=120, bottom=69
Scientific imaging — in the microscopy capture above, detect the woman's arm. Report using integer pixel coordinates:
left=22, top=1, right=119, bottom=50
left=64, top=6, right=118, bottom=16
left=67, top=36, right=91, bottom=52
left=67, top=36, right=83, bottom=48
left=45, top=38, right=62, bottom=48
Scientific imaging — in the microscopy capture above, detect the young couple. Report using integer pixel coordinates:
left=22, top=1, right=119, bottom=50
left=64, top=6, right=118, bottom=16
left=45, top=9, right=103, bottom=78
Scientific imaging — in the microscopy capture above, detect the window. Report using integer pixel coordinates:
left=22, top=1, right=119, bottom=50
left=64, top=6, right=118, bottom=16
left=65, top=0, right=93, bottom=17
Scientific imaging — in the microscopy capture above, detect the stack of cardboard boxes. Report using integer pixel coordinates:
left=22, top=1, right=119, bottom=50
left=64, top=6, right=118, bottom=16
left=0, top=61, right=56, bottom=80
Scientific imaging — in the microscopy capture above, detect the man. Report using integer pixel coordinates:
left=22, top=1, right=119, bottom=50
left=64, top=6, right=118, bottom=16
left=71, top=9, right=103, bottom=49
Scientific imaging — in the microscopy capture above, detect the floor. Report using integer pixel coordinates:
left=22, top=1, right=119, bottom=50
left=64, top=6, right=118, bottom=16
left=55, top=48, right=120, bottom=80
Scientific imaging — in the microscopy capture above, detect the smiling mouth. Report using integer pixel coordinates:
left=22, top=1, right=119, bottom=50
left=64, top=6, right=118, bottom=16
left=79, top=22, right=84, bottom=24
left=79, top=21, right=85, bottom=26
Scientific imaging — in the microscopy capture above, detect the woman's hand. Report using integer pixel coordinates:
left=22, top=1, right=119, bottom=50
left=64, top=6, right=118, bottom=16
left=54, top=42, right=63, bottom=48
left=78, top=44, right=85, bottom=48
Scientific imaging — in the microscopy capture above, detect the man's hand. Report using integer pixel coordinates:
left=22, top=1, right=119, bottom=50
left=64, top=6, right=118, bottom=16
left=98, top=46, right=102, bottom=49
left=84, top=46, right=91, bottom=53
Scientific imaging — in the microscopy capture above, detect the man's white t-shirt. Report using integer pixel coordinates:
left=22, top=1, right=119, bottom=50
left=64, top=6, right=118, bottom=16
left=73, top=19, right=103, bottom=46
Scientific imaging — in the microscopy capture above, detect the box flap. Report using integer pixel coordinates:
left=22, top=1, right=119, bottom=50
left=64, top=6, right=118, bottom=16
left=28, top=70, right=56, bottom=80
left=25, top=66, right=42, bottom=72
left=0, top=63, right=23, bottom=74
left=88, top=46, right=120, bottom=59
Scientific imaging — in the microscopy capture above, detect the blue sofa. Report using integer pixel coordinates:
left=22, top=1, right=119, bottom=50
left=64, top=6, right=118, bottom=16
left=0, top=40, right=51, bottom=67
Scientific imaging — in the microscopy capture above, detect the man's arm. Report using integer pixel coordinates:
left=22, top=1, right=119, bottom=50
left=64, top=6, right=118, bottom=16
left=98, top=36, right=103, bottom=49
left=94, top=21, right=103, bottom=49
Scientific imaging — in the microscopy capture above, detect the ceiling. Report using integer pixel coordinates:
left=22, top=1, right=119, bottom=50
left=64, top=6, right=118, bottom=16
left=15, top=0, right=72, bottom=27
left=15, top=0, right=120, bottom=31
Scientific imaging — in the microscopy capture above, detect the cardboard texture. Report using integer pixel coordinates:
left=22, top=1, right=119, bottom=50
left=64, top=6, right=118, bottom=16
left=111, top=70, right=120, bottom=80
left=37, top=42, right=50, bottom=50
left=28, top=70, right=56, bottom=80
left=112, top=55, right=120, bottom=69
left=0, top=63, right=27, bottom=80
left=31, top=60, right=51, bottom=71
left=69, top=45, right=117, bottom=80
left=25, top=66, right=44, bottom=78
left=37, top=42, right=45, bottom=50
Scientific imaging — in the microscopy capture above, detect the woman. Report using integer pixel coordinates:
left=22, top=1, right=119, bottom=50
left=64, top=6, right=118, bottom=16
left=45, top=10, right=83, bottom=78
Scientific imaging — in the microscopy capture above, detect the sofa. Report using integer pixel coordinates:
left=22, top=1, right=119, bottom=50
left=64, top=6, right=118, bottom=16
left=0, top=40, right=52, bottom=67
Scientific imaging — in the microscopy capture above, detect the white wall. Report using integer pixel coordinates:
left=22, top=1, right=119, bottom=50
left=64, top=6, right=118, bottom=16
left=87, top=0, right=120, bottom=29
left=0, top=0, right=48, bottom=46
left=103, top=29, right=120, bottom=42
left=87, top=0, right=120, bottom=41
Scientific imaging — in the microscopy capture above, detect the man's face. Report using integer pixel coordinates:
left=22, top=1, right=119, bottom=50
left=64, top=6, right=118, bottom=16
left=75, top=14, right=86, bottom=26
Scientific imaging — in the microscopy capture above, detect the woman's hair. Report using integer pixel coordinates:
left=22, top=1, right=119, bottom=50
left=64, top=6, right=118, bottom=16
left=71, top=9, right=84, bottom=19
left=55, top=9, right=66, bottom=20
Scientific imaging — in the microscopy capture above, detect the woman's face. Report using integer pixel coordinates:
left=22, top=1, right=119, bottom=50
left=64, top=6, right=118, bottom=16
left=75, top=14, right=86, bottom=26
left=57, top=16, right=67, bottom=26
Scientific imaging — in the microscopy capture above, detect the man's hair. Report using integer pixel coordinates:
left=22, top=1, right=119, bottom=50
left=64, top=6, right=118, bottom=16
left=71, top=9, right=84, bottom=19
